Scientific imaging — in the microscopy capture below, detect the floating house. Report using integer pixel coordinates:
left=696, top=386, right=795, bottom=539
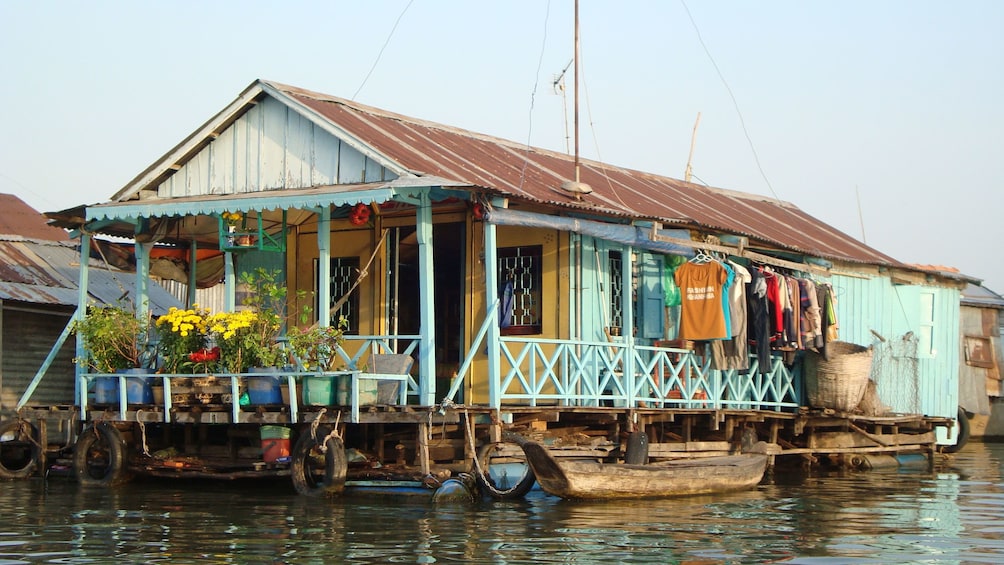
left=958, top=283, right=1004, bottom=439
left=5, top=80, right=966, bottom=492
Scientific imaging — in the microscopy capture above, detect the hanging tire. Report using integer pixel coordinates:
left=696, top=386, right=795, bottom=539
left=475, top=441, right=536, bottom=500
left=290, top=428, right=347, bottom=497
left=942, top=406, right=970, bottom=454
left=73, top=422, right=130, bottom=487
left=0, top=419, right=42, bottom=480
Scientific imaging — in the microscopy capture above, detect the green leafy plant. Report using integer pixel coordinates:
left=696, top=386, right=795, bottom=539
left=287, top=316, right=348, bottom=371
left=207, top=268, right=288, bottom=372
left=74, top=305, right=148, bottom=372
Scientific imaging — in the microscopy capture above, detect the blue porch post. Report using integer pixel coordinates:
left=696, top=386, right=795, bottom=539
left=416, top=192, right=436, bottom=406
left=622, top=246, right=635, bottom=406
left=224, top=250, right=236, bottom=311
left=75, top=233, right=91, bottom=414
left=317, top=207, right=331, bottom=327
left=484, top=203, right=501, bottom=409
left=134, top=239, right=151, bottom=323
left=187, top=241, right=198, bottom=307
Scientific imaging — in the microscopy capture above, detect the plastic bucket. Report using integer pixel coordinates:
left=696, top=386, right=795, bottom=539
left=260, top=425, right=291, bottom=463
left=94, top=377, right=118, bottom=403
left=336, top=375, right=377, bottom=405
left=125, top=376, right=154, bottom=404
left=302, top=376, right=336, bottom=406
left=247, top=370, right=283, bottom=405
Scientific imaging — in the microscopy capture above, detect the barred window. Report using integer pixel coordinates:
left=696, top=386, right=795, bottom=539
left=608, top=250, right=623, bottom=335
left=325, top=257, right=360, bottom=334
left=498, top=245, right=542, bottom=336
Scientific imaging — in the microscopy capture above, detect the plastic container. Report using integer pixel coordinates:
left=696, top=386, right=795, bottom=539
left=260, top=425, right=291, bottom=463
left=94, top=377, right=118, bottom=404
left=125, top=376, right=154, bottom=404
left=302, top=375, right=336, bottom=406
left=336, top=375, right=377, bottom=405
left=246, top=369, right=283, bottom=405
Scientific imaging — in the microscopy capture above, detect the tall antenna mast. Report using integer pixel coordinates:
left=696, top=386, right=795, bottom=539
left=560, top=0, right=592, bottom=198
left=553, top=59, right=573, bottom=155
left=684, top=112, right=702, bottom=183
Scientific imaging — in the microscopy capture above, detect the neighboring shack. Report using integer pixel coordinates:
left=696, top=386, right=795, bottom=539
left=958, top=283, right=1004, bottom=438
left=0, top=194, right=180, bottom=419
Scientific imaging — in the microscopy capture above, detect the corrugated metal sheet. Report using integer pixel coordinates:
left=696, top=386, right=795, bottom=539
left=0, top=303, right=76, bottom=417
left=108, top=79, right=902, bottom=269
left=0, top=194, right=69, bottom=241
left=0, top=236, right=180, bottom=314
left=268, top=81, right=900, bottom=267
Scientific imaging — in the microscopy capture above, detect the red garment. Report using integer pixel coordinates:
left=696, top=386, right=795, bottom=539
left=764, top=271, right=783, bottom=337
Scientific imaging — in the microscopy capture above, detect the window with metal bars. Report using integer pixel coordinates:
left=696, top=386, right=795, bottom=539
left=322, top=256, right=360, bottom=334
left=498, top=245, right=542, bottom=335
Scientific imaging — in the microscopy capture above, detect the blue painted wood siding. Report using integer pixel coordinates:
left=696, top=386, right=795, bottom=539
left=158, top=97, right=392, bottom=197
left=830, top=273, right=960, bottom=426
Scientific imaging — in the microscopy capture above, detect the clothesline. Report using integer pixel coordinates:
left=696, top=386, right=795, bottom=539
left=648, top=224, right=831, bottom=276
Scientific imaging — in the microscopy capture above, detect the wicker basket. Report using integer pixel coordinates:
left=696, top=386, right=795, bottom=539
left=803, top=341, right=873, bottom=411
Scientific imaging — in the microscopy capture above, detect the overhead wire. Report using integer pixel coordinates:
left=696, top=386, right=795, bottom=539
left=580, top=60, right=630, bottom=210
left=352, top=0, right=416, bottom=101
left=518, top=0, right=552, bottom=192
left=679, top=0, right=782, bottom=205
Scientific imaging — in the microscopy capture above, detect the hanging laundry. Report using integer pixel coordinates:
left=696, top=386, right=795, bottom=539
left=710, top=260, right=751, bottom=372
left=746, top=268, right=773, bottom=374
left=674, top=258, right=729, bottom=340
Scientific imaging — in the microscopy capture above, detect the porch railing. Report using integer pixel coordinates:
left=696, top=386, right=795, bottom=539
left=495, top=337, right=799, bottom=411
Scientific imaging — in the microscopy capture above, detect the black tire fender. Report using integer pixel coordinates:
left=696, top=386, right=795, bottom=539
left=73, top=422, right=129, bottom=487
left=475, top=441, right=536, bottom=500
left=942, top=406, right=970, bottom=454
left=0, top=419, right=41, bottom=480
left=290, top=428, right=347, bottom=497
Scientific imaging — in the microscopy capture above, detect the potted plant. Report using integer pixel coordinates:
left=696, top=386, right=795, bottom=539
left=287, top=316, right=348, bottom=372
left=208, top=268, right=289, bottom=404
left=73, top=304, right=151, bottom=403
left=155, top=305, right=212, bottom=373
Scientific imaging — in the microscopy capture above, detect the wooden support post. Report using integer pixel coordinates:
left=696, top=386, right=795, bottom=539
left=417, top=422, right=431, bottom=475
left=37, top=417, right=48, bottom=478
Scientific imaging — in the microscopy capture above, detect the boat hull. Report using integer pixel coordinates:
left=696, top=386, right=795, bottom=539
left=521, top=442, right=767, bottom=500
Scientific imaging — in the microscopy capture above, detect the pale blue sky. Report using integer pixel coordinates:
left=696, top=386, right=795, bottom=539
left=1, top=1, right=1001, bottom=292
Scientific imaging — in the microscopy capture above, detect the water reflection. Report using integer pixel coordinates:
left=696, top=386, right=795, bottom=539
left=0, top=445, right=1003, bottom=563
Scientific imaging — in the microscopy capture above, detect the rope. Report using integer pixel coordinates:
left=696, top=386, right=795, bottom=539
left=463, top=408, right=509, bottom=498
left=324, top=229, right=389, bottom=326
left=16, top=418, right=43, bottom=450
left=136, top=411, right=150, bottom=456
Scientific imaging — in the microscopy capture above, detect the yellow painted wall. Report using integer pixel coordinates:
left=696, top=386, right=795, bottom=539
left=464, top=218, right=569, bottom=404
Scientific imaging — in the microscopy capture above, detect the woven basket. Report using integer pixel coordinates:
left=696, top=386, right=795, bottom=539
left=804, top=341, right=873, bottom=411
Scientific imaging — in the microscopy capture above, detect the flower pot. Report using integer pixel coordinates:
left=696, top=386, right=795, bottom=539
left=247, top=367, right=283, bottom=405
left=303, top=375, right=337, bottom=406
left=120, top=368, right=153, bottom=404
left=93, top=377, right=118, bottom=404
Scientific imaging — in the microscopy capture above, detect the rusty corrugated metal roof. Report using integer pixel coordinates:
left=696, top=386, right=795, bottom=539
left=0, top=236, right=180, bottom=313
left=264, top=81, right=900, bottom=267
left=0, top=194, right=70, bottom=241
left=107, top=79, right=904, bottom=267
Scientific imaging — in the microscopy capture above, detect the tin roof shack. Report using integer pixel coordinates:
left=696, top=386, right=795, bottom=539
left=959, top=283, right=1004, bottom=439
left=0, top=194, right=181, bottom=420
left=45, top=79, right=967, bottom=483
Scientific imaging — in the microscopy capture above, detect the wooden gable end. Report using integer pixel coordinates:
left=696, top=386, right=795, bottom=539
left=157, top=96, right=395, bottom=199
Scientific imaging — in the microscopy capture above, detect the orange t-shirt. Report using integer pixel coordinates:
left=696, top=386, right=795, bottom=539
left=674, top=260, right=729, bottom=340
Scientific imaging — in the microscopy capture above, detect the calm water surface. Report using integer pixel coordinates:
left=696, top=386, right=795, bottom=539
left=2, top=443, right=1003, bottom=564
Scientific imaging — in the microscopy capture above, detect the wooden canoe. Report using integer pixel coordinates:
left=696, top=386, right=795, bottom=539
left=520, top=441, right=768, bottom=500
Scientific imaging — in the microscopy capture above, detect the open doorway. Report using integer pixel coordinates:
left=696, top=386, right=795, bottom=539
left=388, top=222, right=466, bottom=401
